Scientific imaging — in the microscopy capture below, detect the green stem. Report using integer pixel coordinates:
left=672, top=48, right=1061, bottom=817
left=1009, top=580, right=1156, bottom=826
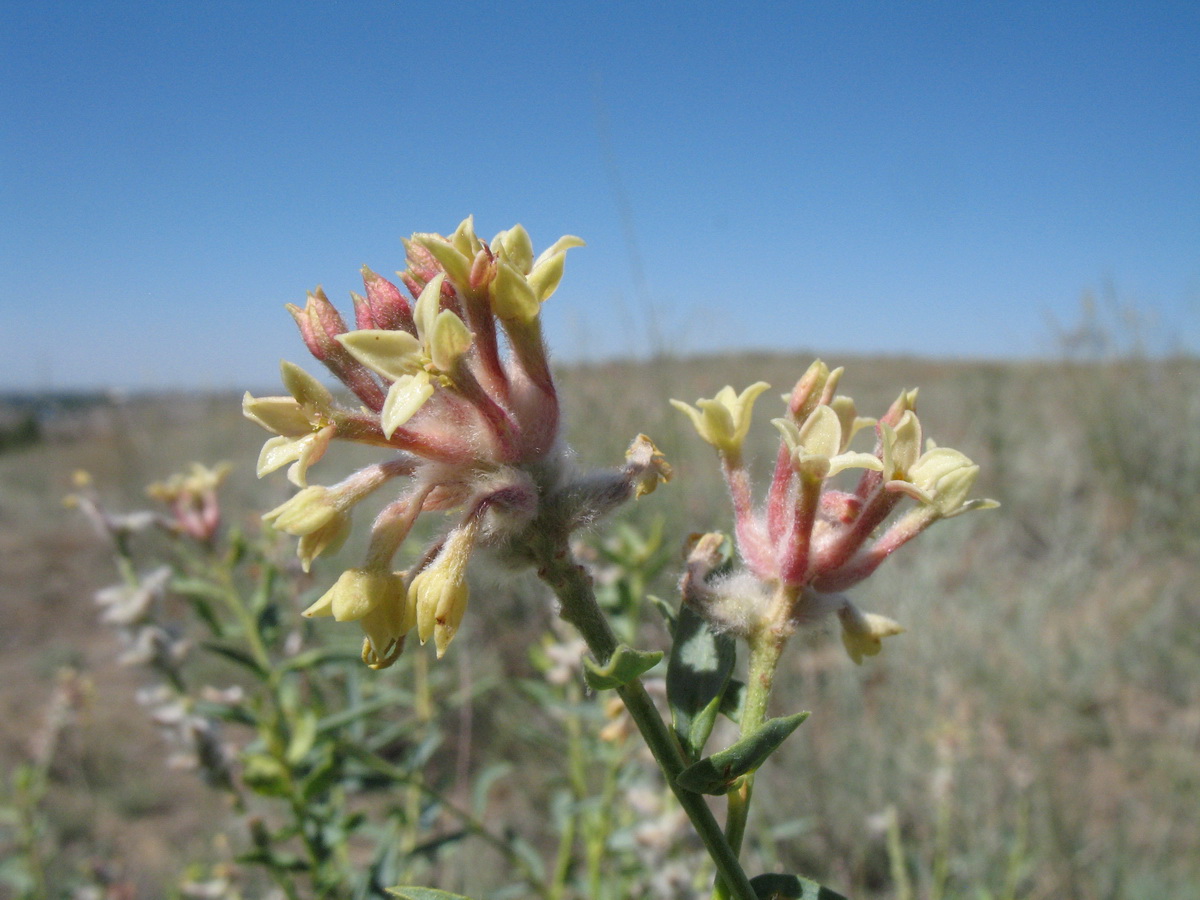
left=713, top=626, right=786, bottom=900
left=537, top=547, right=759, bottom=900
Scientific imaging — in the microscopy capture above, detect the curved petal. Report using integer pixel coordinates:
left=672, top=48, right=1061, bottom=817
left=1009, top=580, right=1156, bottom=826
left=381, top=372, right=434, bottom=438
left=338, top=329, right=423, bottom=381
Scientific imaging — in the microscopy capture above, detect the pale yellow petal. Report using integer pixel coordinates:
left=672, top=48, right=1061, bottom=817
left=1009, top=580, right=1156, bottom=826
left=381, top=373, right=434, bottom=438
left=337, top=330, right=423, bottom=381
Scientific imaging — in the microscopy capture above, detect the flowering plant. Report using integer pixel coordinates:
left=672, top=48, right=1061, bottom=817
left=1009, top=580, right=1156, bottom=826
left=238, top=217, right=997, bottom=900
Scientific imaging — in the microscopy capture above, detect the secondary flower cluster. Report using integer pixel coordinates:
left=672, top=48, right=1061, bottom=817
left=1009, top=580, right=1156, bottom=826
left=245, top=218, right=669, bottom=668
left=673, top=360, right=996, bottom=663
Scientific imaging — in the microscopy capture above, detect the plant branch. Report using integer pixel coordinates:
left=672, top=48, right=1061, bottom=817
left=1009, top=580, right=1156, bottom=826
left=536, top=545, right=760, bottom=900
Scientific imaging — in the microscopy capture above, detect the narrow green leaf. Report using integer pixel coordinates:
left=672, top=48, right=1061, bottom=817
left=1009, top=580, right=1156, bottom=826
left=583, top=643, right=663, bottom=690
left=720, top=677, right=747, bottom=724
left=241, top=754, right=292, bottom=798
left=508, top=834, right=547, bottom=883
left=407, top=830, right=469, bottom=858
left=285, top=710, right=318, bottom=764
left=749, top=872, right=849, bottom=900
left=193, top=699, right=256, bottom=726
left=315, top=691, right=416, bottom=734
left=386, top=889, right=475, bottom=900
left=471, top=762, right=513, bottom=818
left=201, top=641, right=269, bottom=679
left=666, top=604, right=736, bottom=761
left=300, top=749, right=339, bottom=802
left=250, top=563, right=278, bottom=615
left=647, top=594, right=678, bottom=634
left=278, top=646, right=366, bottom=672
left=676, top=712, right=810, bottom=795
left=235, top=848, right=308, bottom=872
left=169, top=577, right=228, bottom=604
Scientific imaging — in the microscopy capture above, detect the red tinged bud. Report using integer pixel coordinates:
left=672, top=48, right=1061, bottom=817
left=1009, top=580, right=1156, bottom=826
left=288, top=291, right=387, bottom=412
left=360, top=266, right=416, bottom=334
left=469, top=246, right=495, bottom=292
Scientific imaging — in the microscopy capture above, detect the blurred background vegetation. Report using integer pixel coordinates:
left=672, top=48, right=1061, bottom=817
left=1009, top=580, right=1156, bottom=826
left=1, top=301, right=1197, bottom=898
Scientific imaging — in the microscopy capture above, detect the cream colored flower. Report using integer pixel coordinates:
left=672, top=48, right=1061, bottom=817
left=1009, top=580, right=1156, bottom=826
left=409, top=525, right=476, bottom=657
left=262, top=486, right=351, bottom=571
left=338, top=273, right=473, bottom=437
left=773, top=405, right=883, bottom=480
left=303, top=568, right=412, bottom=667
left=671, top=382, right=771, bottom=458
left=889, top=446, right=1000, bottom=518
left=837, top=600, right=905, bottom=664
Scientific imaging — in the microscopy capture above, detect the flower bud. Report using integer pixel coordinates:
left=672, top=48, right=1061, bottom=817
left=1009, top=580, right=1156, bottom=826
left=450, top=215, right=482, bottom=258
left=493, top=223, right=534, bottom=274
left=263, top=486, right=351, bottom=571
left=359, top=266, right=415, bottom=333
left=409, top=525, right=476, bottom=657
left=786, top=360, right=831, bottom=421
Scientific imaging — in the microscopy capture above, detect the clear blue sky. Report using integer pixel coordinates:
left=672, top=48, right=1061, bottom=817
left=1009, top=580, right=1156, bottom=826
left=3, top=1, right=1197, bottom=390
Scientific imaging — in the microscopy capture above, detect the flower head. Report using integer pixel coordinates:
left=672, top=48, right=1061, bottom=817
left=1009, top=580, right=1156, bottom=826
left=248, top=218, right=666, bottom=667
left=674, top=359, right=996, bottom=664
left=146, top=462, right=231, bottom=542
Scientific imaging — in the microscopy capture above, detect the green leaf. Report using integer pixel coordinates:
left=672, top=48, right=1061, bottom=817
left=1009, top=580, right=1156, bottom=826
left=170, top=577, right=228, bottom=604
left=471, top=762, right=513, bottom=818
left=583, top=643, right=663, bottom=690
left=386, top=889, right=475, bottom=900
left=676, top=712, right=810, bottom=795
left=508, top=834, right=547, bottom=883
left=720, top=677, right=747, bottom=724
left=749, top=872, right=849, bottom=900
left=170, top=578, right=227, bottom=636
left=286, top=710, right=318, bottom=764
left=647, top=594, right=678, bottom=634
left=279, top=646, right=366, bottom=672
left=235, top=848, right=307, bottom=872
left=250, top=562, right=279, bottom=615
left=667, top=604, right=736, bottom=761
left=193, top=699, right=256, bottom=726
left=407, top=830, right=469, bottom=858
left=316, top=691, right=416, bottom=734
left=241, top=754, right=292, bottom=798
left=201, top=641, right=269, bottom=679
left=300, top=748, right=340, bottom=802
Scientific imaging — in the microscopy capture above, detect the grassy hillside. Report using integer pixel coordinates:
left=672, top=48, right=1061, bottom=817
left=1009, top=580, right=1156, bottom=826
left=1, top=352, right=1197, bottom=898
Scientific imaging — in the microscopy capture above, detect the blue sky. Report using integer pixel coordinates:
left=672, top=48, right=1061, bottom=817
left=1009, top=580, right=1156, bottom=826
left=3, top=1, right=1197, bottom=390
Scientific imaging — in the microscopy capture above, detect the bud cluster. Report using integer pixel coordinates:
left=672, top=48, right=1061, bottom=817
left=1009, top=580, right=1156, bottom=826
left=673, top=360, right=997, bottom=663
left=246, top=219, right=670, bottom=668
